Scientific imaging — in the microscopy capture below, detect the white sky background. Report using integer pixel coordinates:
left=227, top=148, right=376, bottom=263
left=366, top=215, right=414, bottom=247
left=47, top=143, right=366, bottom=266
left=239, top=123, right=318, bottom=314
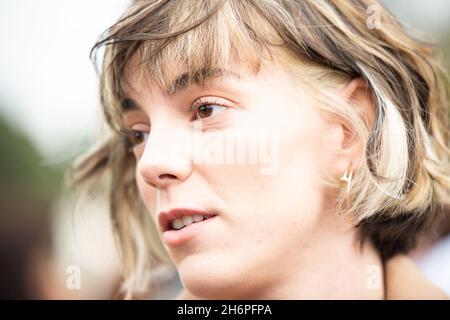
left=0, top=0, right=448, bottom=161
left=382, top=0, right=450, bottom=39
left=0, top=0, right=130, bottom=161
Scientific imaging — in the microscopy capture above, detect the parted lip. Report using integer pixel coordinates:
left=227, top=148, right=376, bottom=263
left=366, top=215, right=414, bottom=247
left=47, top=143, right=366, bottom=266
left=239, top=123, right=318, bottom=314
left=158, top=208, right=217, bottom=232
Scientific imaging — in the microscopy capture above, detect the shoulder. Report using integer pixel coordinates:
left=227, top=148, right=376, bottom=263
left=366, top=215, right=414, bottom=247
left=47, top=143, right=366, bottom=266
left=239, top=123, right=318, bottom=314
left=384, top=254, right=449, bottom=300
left=175, top=289, right=201, bottom=300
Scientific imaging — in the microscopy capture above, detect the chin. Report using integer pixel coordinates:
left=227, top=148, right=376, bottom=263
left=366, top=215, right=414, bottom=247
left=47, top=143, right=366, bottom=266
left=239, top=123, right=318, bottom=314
left=177, top=256, right=246, bottom=299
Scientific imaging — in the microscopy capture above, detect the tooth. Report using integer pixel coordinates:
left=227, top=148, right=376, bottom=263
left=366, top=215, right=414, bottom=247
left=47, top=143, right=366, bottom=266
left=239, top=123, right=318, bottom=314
left=203, top=215, right=209, bottom=220
left=193, top=215, right=204, bottom=222
left=182, top=215, right=194, bottom=226
left=172, top=218, right=184, bottom=230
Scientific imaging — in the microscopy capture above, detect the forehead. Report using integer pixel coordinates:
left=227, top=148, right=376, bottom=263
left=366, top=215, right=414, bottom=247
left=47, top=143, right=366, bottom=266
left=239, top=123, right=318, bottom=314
left=121, top=50, right=264, bottom=101
left=116, top=39, right=302, bottom=118
left=121, top=69, right=241, bottom=113
left=127, top=66, right=242, bottom=97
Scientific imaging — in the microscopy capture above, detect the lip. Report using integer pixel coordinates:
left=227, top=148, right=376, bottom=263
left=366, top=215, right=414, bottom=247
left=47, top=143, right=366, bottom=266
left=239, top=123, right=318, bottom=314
left=162, top=216, right=217, bottom=247
left=158, top=208, right=217, bottom=246
left=158, top=208, right=217, bottom=232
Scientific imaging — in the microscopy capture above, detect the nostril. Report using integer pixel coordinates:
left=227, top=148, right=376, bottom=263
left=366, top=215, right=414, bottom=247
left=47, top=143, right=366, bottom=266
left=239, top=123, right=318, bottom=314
left=140, top=173, right=179, bottom=189
left=158, top=173, right=177, bottom=180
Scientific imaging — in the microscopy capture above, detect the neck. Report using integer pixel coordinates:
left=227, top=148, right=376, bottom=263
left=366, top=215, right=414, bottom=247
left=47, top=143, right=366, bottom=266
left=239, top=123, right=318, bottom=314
left=253, top=231, right=385, bottom=299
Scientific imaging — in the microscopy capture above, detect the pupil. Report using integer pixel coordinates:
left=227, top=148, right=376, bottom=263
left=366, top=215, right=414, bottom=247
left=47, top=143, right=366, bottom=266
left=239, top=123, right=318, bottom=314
left=130, top=131, right=143, bottom=145
left=198, top=105, right=213, bottom=118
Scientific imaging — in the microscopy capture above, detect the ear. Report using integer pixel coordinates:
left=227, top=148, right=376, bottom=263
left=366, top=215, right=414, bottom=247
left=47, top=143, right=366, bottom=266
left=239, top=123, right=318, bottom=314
left=341, top=77, right=376, bottom=131
left=329, top=78, right=376, bottom=176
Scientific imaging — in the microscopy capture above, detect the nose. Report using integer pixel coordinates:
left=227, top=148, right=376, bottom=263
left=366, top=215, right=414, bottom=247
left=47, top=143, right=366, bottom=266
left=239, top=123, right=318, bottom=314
left=137, top=125, right=192, bottom=189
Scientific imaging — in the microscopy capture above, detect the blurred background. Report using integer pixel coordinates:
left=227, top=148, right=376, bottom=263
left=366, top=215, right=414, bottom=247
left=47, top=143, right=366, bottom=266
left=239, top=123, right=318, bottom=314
left=0, top=0, right=449, bottom=299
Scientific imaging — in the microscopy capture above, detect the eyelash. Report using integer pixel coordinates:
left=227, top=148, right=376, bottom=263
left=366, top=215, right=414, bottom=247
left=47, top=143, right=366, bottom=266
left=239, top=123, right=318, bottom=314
left=125, top=128, right=149, bottom=151
left=186, top=97, right=228, bottom=120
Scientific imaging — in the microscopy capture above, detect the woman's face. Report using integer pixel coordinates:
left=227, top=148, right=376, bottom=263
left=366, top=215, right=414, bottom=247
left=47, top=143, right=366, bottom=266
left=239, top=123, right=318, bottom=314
left=124, top=59, right=346, bottom=298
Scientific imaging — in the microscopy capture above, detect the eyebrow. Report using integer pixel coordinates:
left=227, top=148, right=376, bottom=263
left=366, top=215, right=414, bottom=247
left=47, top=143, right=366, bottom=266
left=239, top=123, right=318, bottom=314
left=121, top=68, right=241, bottom=112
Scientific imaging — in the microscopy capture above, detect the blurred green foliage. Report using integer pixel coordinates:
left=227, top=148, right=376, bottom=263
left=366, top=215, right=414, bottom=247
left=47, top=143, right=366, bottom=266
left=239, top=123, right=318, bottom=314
left=0, top=115, right=63, bottom=205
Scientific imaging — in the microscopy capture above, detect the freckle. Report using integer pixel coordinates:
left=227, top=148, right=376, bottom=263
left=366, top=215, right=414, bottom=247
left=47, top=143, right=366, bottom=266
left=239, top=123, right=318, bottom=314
left=257, top=239, right=262, bottom=244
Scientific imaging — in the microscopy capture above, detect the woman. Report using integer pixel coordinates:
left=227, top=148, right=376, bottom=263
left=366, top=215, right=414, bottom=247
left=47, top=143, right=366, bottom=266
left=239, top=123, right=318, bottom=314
left=71, top=0, right=450, bottom=299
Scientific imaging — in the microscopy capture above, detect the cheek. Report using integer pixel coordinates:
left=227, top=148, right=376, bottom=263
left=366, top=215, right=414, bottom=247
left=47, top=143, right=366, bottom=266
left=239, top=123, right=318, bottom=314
left=135, top=172, right=145, bottom=200
left=275, top=124, right=327, bottom=227
left=135, top=171, right=157, bottom=215
left=194, top=108, right=327, bottom=244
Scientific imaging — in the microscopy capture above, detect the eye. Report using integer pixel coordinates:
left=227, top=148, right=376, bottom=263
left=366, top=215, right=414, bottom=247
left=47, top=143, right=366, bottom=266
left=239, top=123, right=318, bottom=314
left=126, top=124, right=150, bottom=148
left=190, top=98, right=228, bottom=120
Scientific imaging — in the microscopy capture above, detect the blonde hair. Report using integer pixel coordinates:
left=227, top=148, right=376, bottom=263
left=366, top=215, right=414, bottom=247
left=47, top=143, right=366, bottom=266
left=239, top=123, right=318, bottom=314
left=69, top=0, right=450, bottom=298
